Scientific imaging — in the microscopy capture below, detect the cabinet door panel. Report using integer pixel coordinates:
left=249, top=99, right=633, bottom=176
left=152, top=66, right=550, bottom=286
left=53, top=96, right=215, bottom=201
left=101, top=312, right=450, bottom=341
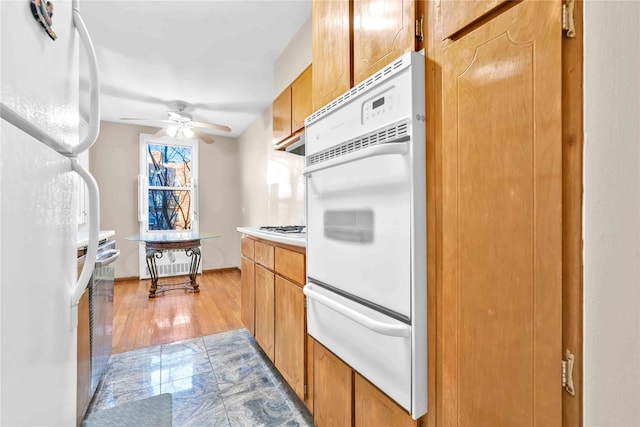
left=241, top=236, right=255, bottom=260
left=255, top=265, right=275, bottom=361
left=442, top=0, right=508, bottom=38
left=255, top=241, right=275, bottom=270
left=312, top=0, right=352, bottom=110
left=76, top=290, right=91, bottom=426
left=240, top=256, right=255, bottom=335
left=291, top=65, right=313, bottom=134
left=355, top=373, right=416, bottom=427
left=275, top=247, right=305, bottom=286
left=275, top=276, right=306, bottom=400
left=441, top=1, right=562, bottom=425
left=273, top=87, right=292, bottom=144
left=353, top=0, right=415, bottom=85
left=313, top=339, right=353, bottom=427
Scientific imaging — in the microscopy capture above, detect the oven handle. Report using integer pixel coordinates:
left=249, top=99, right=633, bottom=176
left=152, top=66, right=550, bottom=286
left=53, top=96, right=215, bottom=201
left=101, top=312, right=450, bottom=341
left=303, top=142, right=408, bottom=176
left=304, top=285, right=411, bottom=338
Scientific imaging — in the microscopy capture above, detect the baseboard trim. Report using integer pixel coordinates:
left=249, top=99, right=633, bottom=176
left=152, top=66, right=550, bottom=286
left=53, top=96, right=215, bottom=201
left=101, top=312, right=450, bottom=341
left=203, top=267, right=240, bottom=274
left=115, top=276, right=141, bottom=283
left=115, top=267, right=239, bottom=282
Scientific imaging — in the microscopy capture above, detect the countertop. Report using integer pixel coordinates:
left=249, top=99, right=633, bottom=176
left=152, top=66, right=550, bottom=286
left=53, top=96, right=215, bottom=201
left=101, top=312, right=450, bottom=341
left=77, top=230, right=115, bottom=248
left=237, top=227, right=306, bottom=248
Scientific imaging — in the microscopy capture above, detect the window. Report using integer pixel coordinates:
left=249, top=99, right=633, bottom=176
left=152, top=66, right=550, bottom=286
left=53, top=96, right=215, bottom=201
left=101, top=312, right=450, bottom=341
left=138, top=134, right=199, bottom=278
left=139, top=135, right=198, bottom=233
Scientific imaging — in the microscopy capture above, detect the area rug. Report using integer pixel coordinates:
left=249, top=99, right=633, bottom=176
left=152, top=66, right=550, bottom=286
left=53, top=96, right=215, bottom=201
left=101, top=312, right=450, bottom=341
left=83, top=393, right=172, bottom=427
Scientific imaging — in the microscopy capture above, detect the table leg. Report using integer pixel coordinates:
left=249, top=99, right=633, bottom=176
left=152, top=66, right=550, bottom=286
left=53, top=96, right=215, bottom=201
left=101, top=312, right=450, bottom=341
left=186, top=247, right=201, bottom=293
left=146, top=249, right=163, bottom=298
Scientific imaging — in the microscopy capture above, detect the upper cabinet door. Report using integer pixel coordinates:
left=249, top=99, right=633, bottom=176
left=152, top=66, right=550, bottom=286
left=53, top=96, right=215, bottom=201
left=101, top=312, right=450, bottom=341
left=291, top=65, right=313, bottom=134
left=352, top=0, right=416, bottom=85
left=441, top=1, right=562, bottom=425
left=312, top=0, right=352, bottom=111
left=272, top=87, right=292, bottom=145
left=442, top=0, right=509, bottom=38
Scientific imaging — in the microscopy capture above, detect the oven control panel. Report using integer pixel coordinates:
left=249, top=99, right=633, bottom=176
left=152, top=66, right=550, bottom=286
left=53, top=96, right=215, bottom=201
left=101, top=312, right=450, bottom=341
left=362, top=86, right=396, bottom=126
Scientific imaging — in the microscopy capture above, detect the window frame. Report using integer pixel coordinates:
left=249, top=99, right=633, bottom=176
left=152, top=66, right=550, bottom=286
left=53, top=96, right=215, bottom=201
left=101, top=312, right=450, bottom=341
left=138, top=133, right=199, bottom=234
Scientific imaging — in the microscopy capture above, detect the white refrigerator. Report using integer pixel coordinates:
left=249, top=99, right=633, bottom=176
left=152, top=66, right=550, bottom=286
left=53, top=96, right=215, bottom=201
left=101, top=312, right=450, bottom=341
left=0, top=1, right=101, bottom=425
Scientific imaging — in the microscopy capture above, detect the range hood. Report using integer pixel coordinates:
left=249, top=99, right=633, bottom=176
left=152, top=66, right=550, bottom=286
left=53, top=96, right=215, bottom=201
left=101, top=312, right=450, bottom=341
left=285, top=132, right=305, bottom=156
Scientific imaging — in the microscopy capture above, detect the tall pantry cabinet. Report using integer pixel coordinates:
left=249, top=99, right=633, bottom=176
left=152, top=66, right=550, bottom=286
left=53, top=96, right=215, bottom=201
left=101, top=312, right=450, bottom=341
left=439, top=0, right=565, bottom=426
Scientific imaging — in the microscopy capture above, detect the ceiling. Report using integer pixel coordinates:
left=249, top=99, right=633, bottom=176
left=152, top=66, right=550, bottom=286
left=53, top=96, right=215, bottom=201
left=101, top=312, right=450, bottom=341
left=80, top=0, right=311, bottom=138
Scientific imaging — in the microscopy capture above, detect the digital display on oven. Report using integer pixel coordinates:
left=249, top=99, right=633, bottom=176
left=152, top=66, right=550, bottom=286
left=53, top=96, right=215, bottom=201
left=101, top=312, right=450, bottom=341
left=372, top=97, right=385, bottom=109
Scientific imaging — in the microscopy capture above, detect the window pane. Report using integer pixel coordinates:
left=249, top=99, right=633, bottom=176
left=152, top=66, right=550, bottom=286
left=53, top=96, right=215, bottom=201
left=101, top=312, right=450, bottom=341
left=147, top=190, right=191, bottom=231
left=147, top=144, right=192, bottom=187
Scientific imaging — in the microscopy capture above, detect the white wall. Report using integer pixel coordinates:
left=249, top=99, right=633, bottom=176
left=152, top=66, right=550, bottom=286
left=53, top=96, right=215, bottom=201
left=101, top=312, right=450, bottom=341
left=583, top=2, right=640, bottom=425
left=90, top=121, right=241, bottom=277
left=237, top=18, right=310, bottom=227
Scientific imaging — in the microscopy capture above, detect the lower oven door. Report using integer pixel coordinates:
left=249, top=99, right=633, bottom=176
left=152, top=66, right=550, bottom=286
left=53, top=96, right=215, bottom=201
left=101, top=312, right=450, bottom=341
left=304, top=283, right=412, bottom=410
left=305, top=146, right=411, bottom=318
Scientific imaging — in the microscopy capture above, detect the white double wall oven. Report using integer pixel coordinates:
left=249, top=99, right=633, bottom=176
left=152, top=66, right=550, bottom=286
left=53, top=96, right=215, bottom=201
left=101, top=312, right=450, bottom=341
left=304, top=51, right=427, bottom=419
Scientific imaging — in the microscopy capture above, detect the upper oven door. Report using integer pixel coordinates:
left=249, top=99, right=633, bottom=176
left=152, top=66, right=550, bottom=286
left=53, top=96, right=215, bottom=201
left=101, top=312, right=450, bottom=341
left=306, top=142, right=411, bottom=319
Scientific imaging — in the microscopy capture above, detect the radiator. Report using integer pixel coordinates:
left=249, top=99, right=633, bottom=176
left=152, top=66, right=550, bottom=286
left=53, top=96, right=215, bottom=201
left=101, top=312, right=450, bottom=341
left=138, top=246, right=203, bottom=279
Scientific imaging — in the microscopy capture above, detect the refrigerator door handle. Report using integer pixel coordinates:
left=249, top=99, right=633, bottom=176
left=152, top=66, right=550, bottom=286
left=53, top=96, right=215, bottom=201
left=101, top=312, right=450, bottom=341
left=304, top=284, right=411, bottom=338
left=71, top=159, right=100, bottom=307
left=71, top=7, right=100, bottom=155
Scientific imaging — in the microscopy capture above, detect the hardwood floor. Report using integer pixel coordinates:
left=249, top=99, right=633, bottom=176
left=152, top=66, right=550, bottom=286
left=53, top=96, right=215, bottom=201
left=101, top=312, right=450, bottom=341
left=111, top=269, right=243, bottom=354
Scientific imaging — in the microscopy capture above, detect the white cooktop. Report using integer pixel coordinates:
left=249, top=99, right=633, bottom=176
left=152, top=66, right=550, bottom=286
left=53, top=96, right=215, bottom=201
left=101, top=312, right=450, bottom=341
left=236, top=227, right=306, bottom=248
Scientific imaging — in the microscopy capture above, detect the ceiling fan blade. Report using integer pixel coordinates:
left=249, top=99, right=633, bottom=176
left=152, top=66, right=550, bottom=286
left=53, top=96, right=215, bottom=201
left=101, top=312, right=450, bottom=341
left=192, top=128, right=215, bottom=144
left=120, top=118, right=176, bottom=125
left=190, top=121, right=231, bottom=132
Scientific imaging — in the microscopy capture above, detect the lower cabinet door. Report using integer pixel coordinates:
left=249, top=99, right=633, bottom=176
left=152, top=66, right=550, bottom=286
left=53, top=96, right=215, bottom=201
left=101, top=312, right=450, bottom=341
left=275, top=276, right=306, bottom=400
left=240, top=256, right=255, bottom=335
left=76, top=289, right=91, bottom=426
left=313, top=339, right=353, bottom=427
left=355, top=373, right=417, bottom=427
left=254, top=264, right=275, bottom=361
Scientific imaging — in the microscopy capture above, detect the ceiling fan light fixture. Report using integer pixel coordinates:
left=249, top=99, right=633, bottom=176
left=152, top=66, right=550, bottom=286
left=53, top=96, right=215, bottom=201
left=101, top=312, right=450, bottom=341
left=181, top=127, right=194, bottom=139
left=166, top=126, right=178, bottom=137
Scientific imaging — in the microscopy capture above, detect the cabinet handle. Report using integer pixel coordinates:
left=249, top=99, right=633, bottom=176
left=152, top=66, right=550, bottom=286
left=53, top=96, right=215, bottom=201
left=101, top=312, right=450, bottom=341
left=415, top=14, right=424, bottom=42
left=304, top=284, right=411, bottom=338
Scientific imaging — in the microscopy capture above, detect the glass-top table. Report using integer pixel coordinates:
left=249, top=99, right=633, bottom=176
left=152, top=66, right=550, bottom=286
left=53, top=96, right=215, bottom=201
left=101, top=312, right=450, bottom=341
left=126, top=232, right=221, bottom=298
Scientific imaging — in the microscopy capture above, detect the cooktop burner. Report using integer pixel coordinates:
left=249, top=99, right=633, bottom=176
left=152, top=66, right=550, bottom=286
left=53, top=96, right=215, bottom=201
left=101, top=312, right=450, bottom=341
left=259, top=225, right=306, bottom=235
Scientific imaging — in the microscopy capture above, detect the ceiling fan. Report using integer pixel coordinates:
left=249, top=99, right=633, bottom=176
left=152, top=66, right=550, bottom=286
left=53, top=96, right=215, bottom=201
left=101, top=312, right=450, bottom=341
left=120, top=101, right=231, bottom=144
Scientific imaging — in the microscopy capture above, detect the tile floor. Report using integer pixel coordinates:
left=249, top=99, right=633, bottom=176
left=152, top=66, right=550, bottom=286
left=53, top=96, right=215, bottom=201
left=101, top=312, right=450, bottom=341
left=85, top=328, right=314, bottom=427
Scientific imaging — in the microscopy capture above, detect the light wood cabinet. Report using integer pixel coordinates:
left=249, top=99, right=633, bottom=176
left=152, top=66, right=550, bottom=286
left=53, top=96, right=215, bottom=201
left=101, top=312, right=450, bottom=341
left=313, top=340, right=353, bottom=427
left=291, top=66, right=313, bottom=133
left=241, top=235, right=255, bottom=259
left=312, top=0, right=424, bottom=110
left=275, top=275, right=306, bottom=400
left=273, top=65, right=313, bottom=150
left=255, top=241, right=274, bottom=270
left=274, top=246, right=305, bottom=285
left=240, top=234, right=311, bottom=410
left=240, top=256, right=255, bottom=335
left=354, top=373, right=417, bottom=427
left=254, top=264, right=275, bottom=361
left=272, top=86, right=292, bottom=144
left=312, top=0, right=352, bottom=110
left=442, top=0, right=508, bottom=38
left=76, top=289, right=91, bottom=426
left=441, top=1, right=562, bottom=425
left=352, top=0, right=419, bottom=84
